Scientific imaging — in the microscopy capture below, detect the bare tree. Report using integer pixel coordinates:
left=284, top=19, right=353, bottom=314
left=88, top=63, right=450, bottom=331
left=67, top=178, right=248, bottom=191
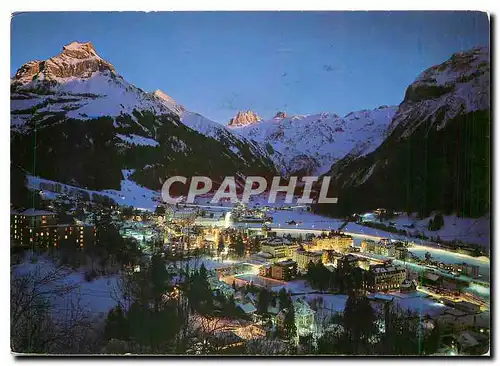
left=180, top=312, right=235, bottom=354
left=245, top=338, right=288, bottom=355
left=11, top=261, right=97, bottom=354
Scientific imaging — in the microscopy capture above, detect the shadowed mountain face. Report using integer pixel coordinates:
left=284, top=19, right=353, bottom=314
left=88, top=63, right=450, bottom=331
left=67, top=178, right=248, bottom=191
left=315, top=47, right=490, bottom=218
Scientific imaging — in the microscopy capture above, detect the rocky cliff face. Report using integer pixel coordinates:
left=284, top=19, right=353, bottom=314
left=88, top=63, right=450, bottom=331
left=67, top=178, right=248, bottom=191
left=228, top=110, right=262, bottom=127
left=274, top=111, right=287, bottom=119
left=12, top=42, right=116, bottom=85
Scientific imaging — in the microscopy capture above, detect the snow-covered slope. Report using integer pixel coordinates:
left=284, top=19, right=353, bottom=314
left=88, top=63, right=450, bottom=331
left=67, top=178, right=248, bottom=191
left=390, top=213, right=490, bottom=247
left=228, top=106, right=397, bottom=175
left=387, top=46, right=490, bottom=138
left=180, top=111, right=274, bottom=165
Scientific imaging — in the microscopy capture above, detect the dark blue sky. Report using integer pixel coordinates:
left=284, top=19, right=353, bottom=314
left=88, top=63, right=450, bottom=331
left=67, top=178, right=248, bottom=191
left=11, top=11, right=489, bottom=123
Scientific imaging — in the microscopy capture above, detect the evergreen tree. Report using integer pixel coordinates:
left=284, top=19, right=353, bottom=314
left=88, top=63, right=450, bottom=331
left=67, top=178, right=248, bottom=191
left=234, top=234, right=245, bottom=257
left=283, top=304, right=297, bottom=340
left=257, top=288, right=270, bottom=314
left=428, top=213, right=445, bottom=231
left=104, top=305, right=129, bottom=341
left=343, top=295, right=377, bottom=354
left=433, top=213, right=444, bottom=230
left=154, top=205, right=165, bottom=215
left=151, top=254, right=169, bottom=309
left=278, top=288, right=289, bottom=311
left=217, top=236, right=225, bottom=256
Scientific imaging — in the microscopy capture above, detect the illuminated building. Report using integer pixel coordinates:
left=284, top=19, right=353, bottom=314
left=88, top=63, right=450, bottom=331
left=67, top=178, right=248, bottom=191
left=270, top=260, right=298, bottom=281
left=260, top=237, right=299, bottom=259
left=307, top=233, right=353, bottom=253
left=361, top=239, right=396, bottom=257
left=366, top=263, right=406, bottom=292
left=395, top=246, right=409, bottom=260
left=259, top=264, right=272, bottom=277
left=295, top=250, right=323, bottom=272
left=337, top=254, right=370, bottom=271
left=321, top=249, right=343, bottom=266
left=11, top=209, right=96, bottom=249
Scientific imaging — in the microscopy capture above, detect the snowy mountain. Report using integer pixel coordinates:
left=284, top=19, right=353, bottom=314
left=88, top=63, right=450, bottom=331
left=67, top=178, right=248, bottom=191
left=10, top=41, right=276, bottom=192
left=387, top=45, right=490, bottom=138
left=317, top=46, right=490, bottom=218
left=228, top=106, right=397, bottom=176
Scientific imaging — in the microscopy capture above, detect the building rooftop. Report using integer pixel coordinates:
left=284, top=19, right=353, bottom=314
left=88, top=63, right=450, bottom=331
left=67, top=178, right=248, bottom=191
left=444, top=308, right=467, bottom=317
left=263, top=237, right=293, bottom=246
left=424, top=272, right=441, bottom=282
left=369, top=293, right=395, bottom=302
left=275, top=259, right=297, bottom=267
left=256, top=251, right=274, bottom=259
left=370, top=264, right=404, bottom=274
left=457, top=331, right=479, bottom=348
left=342, top=254, right=359, bottom=262
left=237, top=302, right=257, bottom=314
left=21, top=208, right=57, bottom=217
left=297, top=250, right=322, bottom=257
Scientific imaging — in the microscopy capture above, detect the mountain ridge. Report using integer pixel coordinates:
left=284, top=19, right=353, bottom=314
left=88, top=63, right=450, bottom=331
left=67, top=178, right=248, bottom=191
left=10, top=41, right=277, bottom=192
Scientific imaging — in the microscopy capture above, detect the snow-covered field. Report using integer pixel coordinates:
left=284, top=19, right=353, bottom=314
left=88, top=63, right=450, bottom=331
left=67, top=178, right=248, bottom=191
left=293, top=293, right=348, bottom=315
left=388, top=292, right=449, bottom=317
left=293, top=291, right=449, bottom=320
left=272, top=279, right=315, bottom=294
left=388, top=213, right=490, bottom=247
left=347, top=212, right=490, bottom=248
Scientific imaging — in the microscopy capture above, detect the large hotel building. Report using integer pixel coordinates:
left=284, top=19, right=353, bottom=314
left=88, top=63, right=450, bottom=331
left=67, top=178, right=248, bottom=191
left=11, top=208, right=96, bottom=249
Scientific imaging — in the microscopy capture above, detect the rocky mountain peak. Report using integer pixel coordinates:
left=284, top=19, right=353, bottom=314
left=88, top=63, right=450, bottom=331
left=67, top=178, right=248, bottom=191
left=62, top=41, right=97, bottom=55
left=228, top=110, right=262, bottom=127
left=274, top=111, right=287, bottom=119
left=12, top=41, right=116, bottom=86
left=152, top=89, right=185, bottom=115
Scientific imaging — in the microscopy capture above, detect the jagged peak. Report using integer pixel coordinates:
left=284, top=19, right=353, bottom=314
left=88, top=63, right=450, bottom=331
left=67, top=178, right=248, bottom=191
left=62, top=41, right=98, bottom=56
left=12, top=40, right=115, bottom=86
left=228, top=110, right=262, bottom=127
left=274, top=111, right=287, bottom=119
